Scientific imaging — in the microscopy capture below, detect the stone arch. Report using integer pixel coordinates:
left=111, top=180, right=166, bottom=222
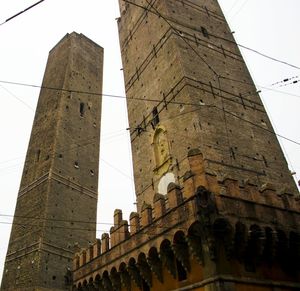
left=138, top=252, right=152, bottom=287
left=128, top=257, right=142, bottom=289
left=111, top=266, right=118, bottom=273
left=244, top=224, right=264, bottom=271
left=160, top=239, right=177, bottom=279
left=173, top=230, right=186, bottom=242
left=173, top=230, right=190, bottom=278
left=102, top=270, right=113, bottom=291
left=95, top=273, right=101, bottom=281
left=119, top=262, right=131, bottom=291
left=234, top=222, right=247, bottom=262
left=148, top=247, right=163, bottom=283
left=263, top=227, right=275, bottom=264
left=119, top=262, right=127, bottom=272
left=110, top=267, right=121, bottom=290
left=213, top=218, right=233, bottom=259
left=138, top=252, right=147, bottom=262
left=93, top=273, right=102, bottom=291
left=87, top=277, right=94, bottom=289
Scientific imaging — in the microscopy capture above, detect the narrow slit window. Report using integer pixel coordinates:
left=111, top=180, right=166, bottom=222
left=36, top=149, right=41, bottom=162
left=80, top=102, right=85, bottom=117
left=152, top=106, right=159, bottom=127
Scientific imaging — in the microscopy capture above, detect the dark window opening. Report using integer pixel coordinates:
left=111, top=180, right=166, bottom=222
left=176, top=259, right=187, bottom=281
left=152, top=106, right=159, bottom=127
left=36, top=150, right=41, bottom=162
left=201, top=26, right=209, bottom=38
left=80, top=102, right=85, bottom=117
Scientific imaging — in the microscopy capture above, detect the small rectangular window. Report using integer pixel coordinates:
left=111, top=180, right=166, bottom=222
left=80, top=102, right=85, bottom=117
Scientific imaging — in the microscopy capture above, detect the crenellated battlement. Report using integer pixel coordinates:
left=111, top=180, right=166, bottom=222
left=73, top=149, right=300, bottom=289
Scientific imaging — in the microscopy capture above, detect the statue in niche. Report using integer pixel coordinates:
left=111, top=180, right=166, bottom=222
left=153, top=127, right=170, bottom=169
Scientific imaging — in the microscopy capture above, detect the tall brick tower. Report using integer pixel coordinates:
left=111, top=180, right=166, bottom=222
left=71, top=2, right=299, bottom=290
left=118, top=0, right=298, bottom=212
left=1, top=32, right=103, bottom=290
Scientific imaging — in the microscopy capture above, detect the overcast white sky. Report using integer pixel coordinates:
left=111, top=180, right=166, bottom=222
left=0, top=0, right=299, bottom=281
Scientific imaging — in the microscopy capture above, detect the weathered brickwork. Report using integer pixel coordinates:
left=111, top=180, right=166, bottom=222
left=118, top=0, right=298, bottom=213
left=3, top=1, right=299, bottom=290
left=71, top=1, right=300, bottom=290
left=1, top=32, right=103, bottom=290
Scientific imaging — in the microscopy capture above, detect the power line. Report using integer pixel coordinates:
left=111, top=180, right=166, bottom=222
left=257, top=85, right=300, bottom=99
left=0, top=0, right=45, bottom=26
left=230, top=0, right=249, bottom=20
left=0, top=79, right=199, bottom=105
left=236, top=43, right=300, bottom=70
left=0, top=84, right=34, bottom=111
left=101, top=158, right=133, bottom=181
left=271, top=76, right=299, bottom=86
left=225, top=0, right=240, bottom=15
left=214, top=105, right=300, bottom=146
left=0, top=78, right=299, bottom=147
left=278, top=79, right=300, bottom=88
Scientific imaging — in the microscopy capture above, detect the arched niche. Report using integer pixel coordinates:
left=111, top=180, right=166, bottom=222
left=153, top=126, right=172, bottom=176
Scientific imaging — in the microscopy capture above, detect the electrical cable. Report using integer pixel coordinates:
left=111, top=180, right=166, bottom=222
left=225, top=0, right=240, bottom=15
left=230, top=0, right=249, bottom=20
left=0, top=0, right=45, bottom=26
left=100, top=158, right=133, bottom=181
left=0, top=84, right=34, bottom=111
left=271, top=76, right=299, bottom=86
left=0, top=78, right=299, bottom=148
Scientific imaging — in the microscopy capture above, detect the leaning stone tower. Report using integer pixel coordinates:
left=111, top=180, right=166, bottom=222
left=1, top=32, right=103, bottom=290
left=71, top=2, right=299, bottom=290
left=118, top=0, right=298, bottom=212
